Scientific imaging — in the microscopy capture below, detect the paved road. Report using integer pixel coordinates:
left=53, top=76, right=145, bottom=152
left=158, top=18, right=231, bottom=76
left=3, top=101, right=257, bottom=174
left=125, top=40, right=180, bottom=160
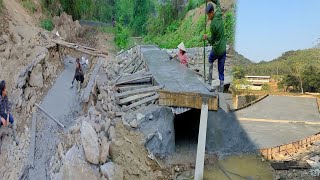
left=205, top=95, right=320, bottom=152
left=236, top=96, right=320, bottom=122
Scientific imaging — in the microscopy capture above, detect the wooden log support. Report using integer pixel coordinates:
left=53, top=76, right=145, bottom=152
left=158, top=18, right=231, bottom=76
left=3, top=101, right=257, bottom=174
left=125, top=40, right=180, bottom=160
left=122, top=94, right=159, bottom=111
left=124, top=65, right=136, bottom=74
left=82, top=60, right=103, bottom=103
left=115, top=75, right=153, bottom=85
left=158, top=90, right=218, bottom=111
left=119, top=92, right=156, bottom=105
left=132, top=59, right=144, bottom=73
left=120, top=72, right=151, bottom=81
left=51, top=39, right=108, bottom=58
left=118, top=84, right=153, bottom=92
left=122, top=55, right=138, bottom=72
left=115, top=85, right=164, bottom=99
left=194, top=102, right=209, bottom=180
left=271, top=161, right=311, bottom=170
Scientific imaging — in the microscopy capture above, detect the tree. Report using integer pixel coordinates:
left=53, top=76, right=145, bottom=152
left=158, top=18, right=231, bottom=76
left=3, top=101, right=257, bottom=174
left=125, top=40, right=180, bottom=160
left=232, top=66, right=245, bottom=79
left=290, top=62, right=305, bottom=93
left=282, top=74, right=299, bottom=92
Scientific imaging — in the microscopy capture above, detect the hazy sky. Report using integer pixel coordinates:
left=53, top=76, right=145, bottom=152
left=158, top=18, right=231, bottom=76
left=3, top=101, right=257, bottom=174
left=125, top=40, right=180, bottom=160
left=235, top=0, right=320, bottom=62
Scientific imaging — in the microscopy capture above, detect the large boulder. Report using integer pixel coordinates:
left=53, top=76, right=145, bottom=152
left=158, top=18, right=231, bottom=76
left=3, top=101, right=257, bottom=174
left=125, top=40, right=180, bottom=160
left=100, top=162, right=124, bottom=180
left=81, top=121, right=100, bottom=164
left=29, top=64, right=44, bottom=88
left=62, top=145, right=100, bottom=180
left=124, top=105, right=175, bottom=156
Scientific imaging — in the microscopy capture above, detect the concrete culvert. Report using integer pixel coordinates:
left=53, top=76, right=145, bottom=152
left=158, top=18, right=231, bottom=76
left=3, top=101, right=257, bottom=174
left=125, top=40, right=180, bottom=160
left=174, top=109, right=201, bottom=150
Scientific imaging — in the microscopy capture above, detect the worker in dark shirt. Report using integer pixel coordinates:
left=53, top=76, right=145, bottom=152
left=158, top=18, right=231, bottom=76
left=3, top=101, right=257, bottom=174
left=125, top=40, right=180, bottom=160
left=71, top=58, right=84, bottom=93
left=203, top=0, right=227, bottom=92
left=0, top=80, right=19, bottom=144
left=0, top=80, right=14, bottom=127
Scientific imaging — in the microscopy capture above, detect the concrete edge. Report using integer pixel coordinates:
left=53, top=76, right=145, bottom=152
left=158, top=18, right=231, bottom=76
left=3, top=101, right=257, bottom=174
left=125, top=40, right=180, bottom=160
left=232, top=94, right=269, bottom=112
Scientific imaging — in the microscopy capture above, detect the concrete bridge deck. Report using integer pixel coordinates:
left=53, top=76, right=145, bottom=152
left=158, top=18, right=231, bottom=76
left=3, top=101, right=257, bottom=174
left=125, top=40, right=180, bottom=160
left=140, top=45, right=218, bottom=110
left=141, top=45, right=212, bottom=95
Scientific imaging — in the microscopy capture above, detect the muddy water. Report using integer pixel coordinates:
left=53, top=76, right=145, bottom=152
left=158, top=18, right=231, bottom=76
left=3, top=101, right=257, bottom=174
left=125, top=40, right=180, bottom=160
left=204, top=155, right=273, bottom=180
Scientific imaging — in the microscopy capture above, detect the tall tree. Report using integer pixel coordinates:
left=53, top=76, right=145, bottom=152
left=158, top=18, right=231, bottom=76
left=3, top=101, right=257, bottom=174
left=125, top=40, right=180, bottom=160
left=291, top=62, right=305, bottom=94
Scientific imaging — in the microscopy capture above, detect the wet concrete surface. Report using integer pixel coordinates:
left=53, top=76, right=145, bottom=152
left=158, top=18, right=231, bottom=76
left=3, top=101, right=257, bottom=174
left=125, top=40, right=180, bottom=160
left=206, top=95, right=320, bottom=151
left=236, top=96, right=320, bottom=122
left=239, top=121, right=320, bottom=148
left=29, top=57, right=83, bottom=179
left=206, top=110, right=257, bottom=155
left=141, top=45, right=213, bottom=95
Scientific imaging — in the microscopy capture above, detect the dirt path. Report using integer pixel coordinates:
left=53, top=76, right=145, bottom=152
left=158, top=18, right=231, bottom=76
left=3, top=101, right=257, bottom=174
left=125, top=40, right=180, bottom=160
left=28, top=57, right=83, bottom=179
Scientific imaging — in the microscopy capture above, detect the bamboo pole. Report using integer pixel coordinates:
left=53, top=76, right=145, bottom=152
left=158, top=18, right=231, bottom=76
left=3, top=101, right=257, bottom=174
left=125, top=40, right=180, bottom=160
left=203, top=0, right=207, bottom=82
left=35, top=103, right=65, bottom=128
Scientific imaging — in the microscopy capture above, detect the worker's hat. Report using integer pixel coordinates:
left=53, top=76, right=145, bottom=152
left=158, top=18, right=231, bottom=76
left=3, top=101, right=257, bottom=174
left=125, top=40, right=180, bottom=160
left=177, top=42, right=187, bottom=52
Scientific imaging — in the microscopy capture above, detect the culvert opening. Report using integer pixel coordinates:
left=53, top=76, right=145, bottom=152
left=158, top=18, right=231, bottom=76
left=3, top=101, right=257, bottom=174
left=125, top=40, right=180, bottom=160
left=174, top=108, right=201, bottom=148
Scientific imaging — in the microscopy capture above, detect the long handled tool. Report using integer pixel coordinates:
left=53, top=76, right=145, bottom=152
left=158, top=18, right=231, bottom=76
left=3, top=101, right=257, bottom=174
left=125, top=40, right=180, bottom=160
left=35, top=103, right=65, bottom=128
left=203, top=0, right=208, bottom=82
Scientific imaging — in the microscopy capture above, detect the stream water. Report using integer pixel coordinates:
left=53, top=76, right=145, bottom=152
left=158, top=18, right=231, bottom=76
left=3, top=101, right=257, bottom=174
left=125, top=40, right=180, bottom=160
left=204, top=155, right=273, bottom=180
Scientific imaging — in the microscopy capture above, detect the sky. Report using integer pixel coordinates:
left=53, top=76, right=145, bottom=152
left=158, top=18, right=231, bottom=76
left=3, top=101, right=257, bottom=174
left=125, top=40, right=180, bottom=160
left=235, top=0, right=320, bottom=62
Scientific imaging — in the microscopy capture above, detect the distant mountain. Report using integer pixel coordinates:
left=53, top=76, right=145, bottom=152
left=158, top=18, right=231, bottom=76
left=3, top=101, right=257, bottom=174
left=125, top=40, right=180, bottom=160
left=232, top=51, right=254, bottom=66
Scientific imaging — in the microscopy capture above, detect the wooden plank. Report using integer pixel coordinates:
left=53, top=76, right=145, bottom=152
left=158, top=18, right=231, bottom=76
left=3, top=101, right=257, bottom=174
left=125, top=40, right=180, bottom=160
left=122, top=94, right=159, bottom=111
left=115, top=75, right=153, bottom=85
left=28, top=111, right=37, bottom=167
left=115, top=85, right=164, bottom=99
left=122, top=55, right=138, bottom=72
left=157, top=90, right=218, bottom=111
left=119, top=92, right=155, bottom=105
left=124, top=65, right=136, bottom=74
left=194, top=103, right=209, bottom=180
left=35, top=103, right=65, bottom=128
left=52, top=39, right=99, bottom=51
left=118, top=84, right=153, bottom=92
left=271, top=161, right=311, bottom=170
left=82, top=60, right=103, bottom=103
left=51, top=39, right=108, bottom=58
left=122, top=71, right=151, bottom=79
left=132, top=59, right=144, bottom=73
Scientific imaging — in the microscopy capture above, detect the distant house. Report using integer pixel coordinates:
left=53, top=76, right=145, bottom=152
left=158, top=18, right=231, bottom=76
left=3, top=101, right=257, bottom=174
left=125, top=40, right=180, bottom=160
left=245, top=76, right=271, bottom=90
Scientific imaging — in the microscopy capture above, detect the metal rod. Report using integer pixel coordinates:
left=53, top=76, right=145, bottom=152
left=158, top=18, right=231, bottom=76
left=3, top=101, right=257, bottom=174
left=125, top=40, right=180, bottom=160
left=203, top=0, right=207, bottom=82
left=35, top=103, right=65, bottom=128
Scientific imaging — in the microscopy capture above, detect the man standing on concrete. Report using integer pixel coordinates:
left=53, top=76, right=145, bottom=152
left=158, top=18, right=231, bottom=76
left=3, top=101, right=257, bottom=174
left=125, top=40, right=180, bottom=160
left=203, top=0, right=226, bottom=92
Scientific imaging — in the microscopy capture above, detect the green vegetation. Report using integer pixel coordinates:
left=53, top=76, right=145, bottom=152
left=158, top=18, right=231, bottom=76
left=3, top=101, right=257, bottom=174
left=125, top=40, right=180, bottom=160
left=40, top=0, right=115, bottom=22
left=146, top=6, right=236, bottom=49
left=39, top=0, right=235, bottom=49
left=224, top=11, right=236, bottom=44
left=0, top=0, right=3, bottom=13
left=230, top=78, right=251, bottom=95
left=232, top=66, right=245, bottom=79
left=261, top=84, right=270, bottom=91
left=235, top=48, right=320, bottom=93
left=40, top=18, right=54, bottom=31
left=22, top=0, right=37, bottom=13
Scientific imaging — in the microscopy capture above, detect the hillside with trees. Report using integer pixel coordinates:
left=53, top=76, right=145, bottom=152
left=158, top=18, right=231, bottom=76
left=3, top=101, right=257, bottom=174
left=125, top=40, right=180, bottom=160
left=234, top=48, right=320, bottom=93
left=36, top=0, right=235, bottom=49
